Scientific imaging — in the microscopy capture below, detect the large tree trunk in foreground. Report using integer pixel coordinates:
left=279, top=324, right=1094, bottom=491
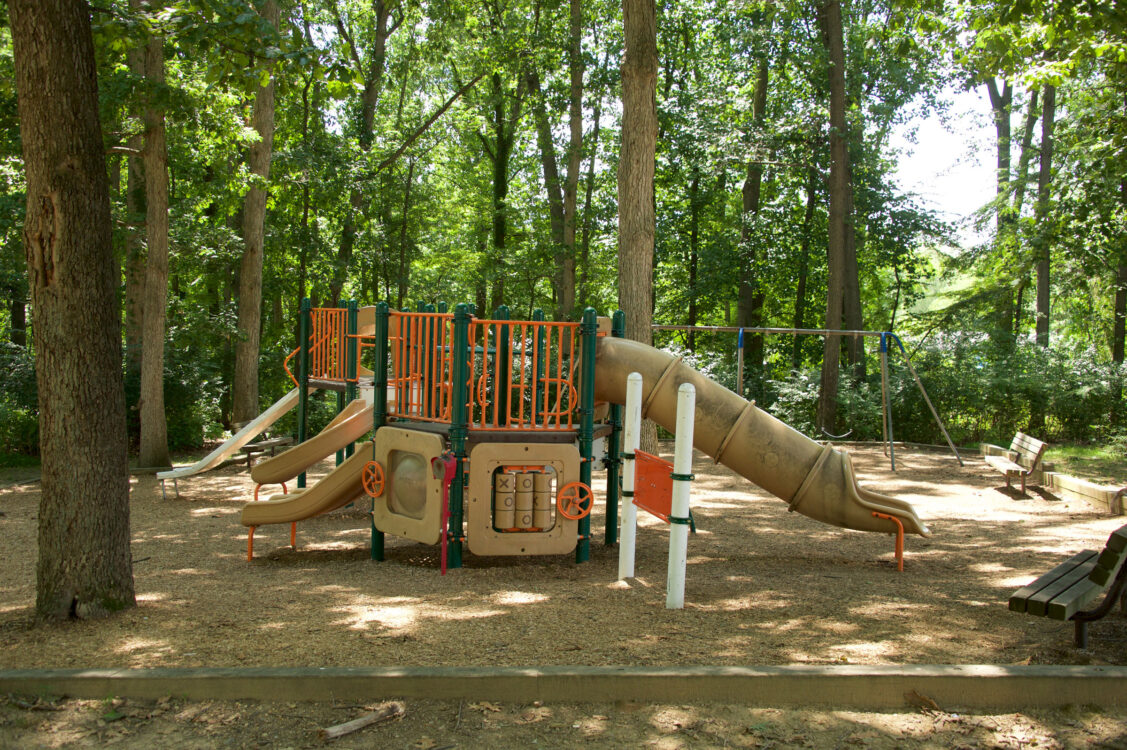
left=619, top=0, right=658, bottom=450
left=233, top=0, right=280, bottom=425
left=10, top=0, right=134, bottom=619
left=817, top=0, right=848, bottom=434
left=137, top=29, right=170, bottom=469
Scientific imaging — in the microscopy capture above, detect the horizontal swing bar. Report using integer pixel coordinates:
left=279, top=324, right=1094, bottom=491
left=653, top=324, right=887, bottom=337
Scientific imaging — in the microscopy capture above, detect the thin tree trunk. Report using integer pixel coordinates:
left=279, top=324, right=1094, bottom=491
left=619, top=0, right=658, bottom=450
left=10, top=0, right=134, bottom=618
left=687, top=169, right=699, bottom=351
left=792, top=167, right=817, bottom=371
left=737, top=54, right=770, bottom=380
left=561, top=0, right=584, bottom=319
left=528, top=70, right=569, bottom=317
left=986, top=77, right=1015, bottom=340
left=1034, top=85, right=1055, bottom=348
left=138, top=28, right=170, bottom=468
left=817, top=0, right=848, bottom=433
left=233, top=0, right=279, bottom=425
left=397, top=159, right=414, bottom=307
left=579, top=84, right=603, bottom=309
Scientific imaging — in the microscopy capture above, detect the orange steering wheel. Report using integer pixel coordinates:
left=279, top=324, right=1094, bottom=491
left=557, top=482, right=594, bottom=520
left=362, top=461, right=385, bottom=498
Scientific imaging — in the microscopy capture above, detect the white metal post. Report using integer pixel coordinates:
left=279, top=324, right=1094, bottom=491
left=617, top=373, right=644, bottom=580
left=666, top=383, right=696, bottom=609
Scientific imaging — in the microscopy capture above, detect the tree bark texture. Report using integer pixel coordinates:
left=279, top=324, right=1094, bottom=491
left=619, top=0, right=658, bottom=451
left=233, top=0, right=280, bottom=425
left=9, top=0, right=134, bottom=618
left=1034, top=84, right=1055, bottom=348
left=817, top=0, right=848, bottom=433
left=138, top=29, right=170, bottom=468
left=618, top=0, right=657, bottom=348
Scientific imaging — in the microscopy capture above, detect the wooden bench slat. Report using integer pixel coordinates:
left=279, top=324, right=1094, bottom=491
left=1092, top=542, right=1127, bottom=586
left=985, top=456, right=1024, bottom=474
left=1008, top=551, right=1098, bottom=613
left=1027, top=558, right=1099, bottom=618
left=1107, top=527, right=1127, bottom=554
left=1046, top=579, right=1104, bottom=620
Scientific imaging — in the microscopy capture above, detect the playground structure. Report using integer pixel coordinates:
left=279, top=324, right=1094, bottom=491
left=168, top=300, right=931, bottom=568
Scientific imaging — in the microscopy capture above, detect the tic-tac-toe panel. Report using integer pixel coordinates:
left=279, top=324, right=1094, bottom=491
left=466, top=442, right=581, bottom=556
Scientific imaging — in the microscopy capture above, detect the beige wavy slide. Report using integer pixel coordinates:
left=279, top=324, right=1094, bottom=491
left=593, top=337, right=929, bottom=537
left=250, top=393, right=374, bottom=486
left=241, top=441, right=373, bottom=528
left=157, top=387, right=313, bottom=481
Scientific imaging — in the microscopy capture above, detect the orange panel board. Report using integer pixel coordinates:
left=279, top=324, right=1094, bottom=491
left=634, top=449, right=673, bottom=522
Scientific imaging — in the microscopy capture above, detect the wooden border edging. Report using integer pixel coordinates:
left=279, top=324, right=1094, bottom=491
left=2, top=665, right=1126, bottom=710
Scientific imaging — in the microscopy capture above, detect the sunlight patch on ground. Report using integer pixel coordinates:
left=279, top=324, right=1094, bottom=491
left=189, top=506, right=239, bottom=517
left=135, top=592, right=168, bottom=603
left=490, top=590, right=548, bottom=606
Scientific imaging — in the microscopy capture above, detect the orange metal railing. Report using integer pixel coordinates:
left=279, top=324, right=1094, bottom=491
left=465, top=318, right=580, bottom=431
left=284, top=308, right=582, bottom=432
left=284, top=307, right=358, bottom=388
left=387, top=311, right=456, bottom=422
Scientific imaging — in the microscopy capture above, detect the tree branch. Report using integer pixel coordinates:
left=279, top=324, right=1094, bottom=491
left=374, top=72, right=485, bottom=174
left=331, top=6, right=364, bottom=74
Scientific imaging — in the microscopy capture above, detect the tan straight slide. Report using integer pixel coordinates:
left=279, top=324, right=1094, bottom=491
left=250, top=394, right=373, bottom=486
left=593, top=337, right=929, bottom=537
left=241, top=441, right=374, bottom=528
left=158, top=387, right=312, bottom=481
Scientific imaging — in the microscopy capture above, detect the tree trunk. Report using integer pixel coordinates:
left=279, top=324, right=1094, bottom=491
left=138, top=28, right=170, bottom=469
left=8, top=285, right=26, bottom=346
left=233, top=0, right=279, bottom=425
left=842, top=155, right=865, bottom=377
left=619, top=0, right=658, bottom=450
left=792, top=166, right=818, bottom=371
left=528, top=70, right=569, bottom=317
left=332, top=0, right=393, bottom=306
left=397, top=159, right=414, bottom=307
left=1034, top=85, right=1055, bottom=348
left=986, top=77, right=1015, bottom=340
left=687, top=169, right=699, bottom=352
left=10, top=0, right=134, bottom=619
left=561, top=0, right=584, bottom=320
left=737, top=54, right=769, bottom=380
left=579, top=80, right=604, bottom=310
left=817, top=0, right=848, bottom=433
left=123, top=6, right=146, bottom=377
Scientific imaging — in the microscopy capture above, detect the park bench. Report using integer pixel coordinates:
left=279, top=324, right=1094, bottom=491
left=1008, top=524, right=1127, bottom=647
left=233, top=422, right=294, bottom=469
left=983, top=432, right=1048, bottom=495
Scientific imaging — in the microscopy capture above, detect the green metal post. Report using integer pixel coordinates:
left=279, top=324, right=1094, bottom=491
left=605, top=310, right=625, bottom=546
left=532, top=309, right=546, bottom=426
left=576, top=307, right=597, bottom=563
left=297, top=299, right=311, bottom=489
left=345, top=300, right=358, bottom=459
left=493, top=305, right=510, bottom=425
left=370, top=302, right=390, bottom=561
left=423, top=303, right=436, bottom=420
left=448, top=303, right=471, bottom=569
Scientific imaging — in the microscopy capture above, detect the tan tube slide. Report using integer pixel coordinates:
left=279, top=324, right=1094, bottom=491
left=241, top=441, right=373, bottom=527
left=593, top=337, right=929, bottom=537
left=250, top=395, right=373, bottom=485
